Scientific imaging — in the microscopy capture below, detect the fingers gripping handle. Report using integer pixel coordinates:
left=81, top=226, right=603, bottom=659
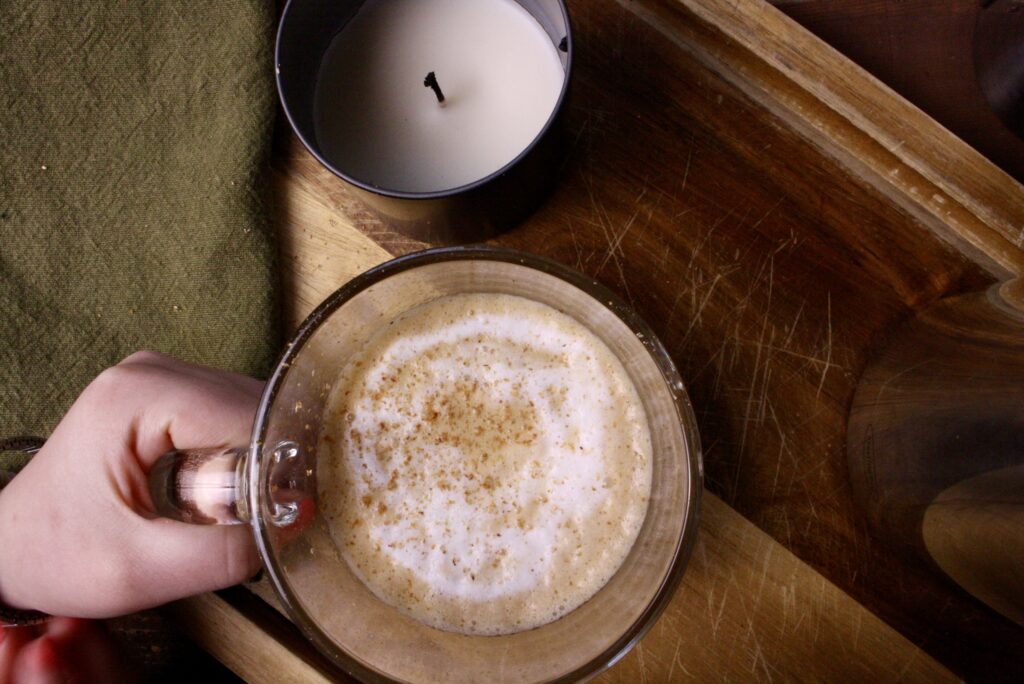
left=2, top=436, right=250, bottom=525
left=148, top=446, right=250, bottom=525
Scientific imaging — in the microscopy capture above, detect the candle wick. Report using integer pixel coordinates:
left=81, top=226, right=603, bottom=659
left=423, top=71, right=446, bottom=106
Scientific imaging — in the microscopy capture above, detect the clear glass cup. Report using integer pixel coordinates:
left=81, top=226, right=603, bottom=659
left=150, top=246, right=703, bottom=682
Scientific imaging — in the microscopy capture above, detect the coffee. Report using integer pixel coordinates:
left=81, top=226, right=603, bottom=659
left=318, top=293, right=652, bottom=635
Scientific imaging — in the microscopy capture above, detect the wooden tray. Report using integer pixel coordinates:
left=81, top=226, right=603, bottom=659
left=169, top=0, right=1024, bottom=680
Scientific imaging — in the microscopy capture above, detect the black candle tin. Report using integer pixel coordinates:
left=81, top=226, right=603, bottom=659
left=275, top=0, right=573, bottom=244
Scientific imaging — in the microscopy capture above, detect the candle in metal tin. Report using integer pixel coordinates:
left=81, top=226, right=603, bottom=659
left=276, top=0, right=573, bottom=244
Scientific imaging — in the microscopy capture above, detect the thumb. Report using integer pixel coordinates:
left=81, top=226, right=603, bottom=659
left=126, top=518, right=260, bottom=610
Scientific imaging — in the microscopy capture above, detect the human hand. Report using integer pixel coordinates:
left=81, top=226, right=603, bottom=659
left=0, top=618, right=127, bottom=683
left=0, top=352, right=263, bottom=618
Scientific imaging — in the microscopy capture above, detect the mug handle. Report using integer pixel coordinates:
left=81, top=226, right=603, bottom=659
left=2, top=436, right=250, bottom=526
left=148, top=447, right=251, bottom=525
left=149, top=441, right=308, bottom=527
left=6, top=437, right=304, bottom=527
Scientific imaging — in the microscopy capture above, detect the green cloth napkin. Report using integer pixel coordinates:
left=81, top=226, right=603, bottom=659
left=0, top=0, right=280, bottom=446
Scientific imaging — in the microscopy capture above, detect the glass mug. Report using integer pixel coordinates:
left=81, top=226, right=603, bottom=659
left=149, top=246, right=702, bottom=683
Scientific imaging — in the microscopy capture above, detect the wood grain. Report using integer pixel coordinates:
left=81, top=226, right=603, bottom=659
left=604, top=495, right=954, bottom=683
left=847, top=287, right=1024, bottom=628
left=923, top=465, right=1024, bottom=627
left=647, top=0, right=1024, bottom=278
left=769, top=0, right=1024, bottom=185
left=235, top=498, right=958, bottom=683
left=257, top=142, right=954, bottom=683
left=175, top=0, right=1024, bottom=680
left=168, top=589, right=335, bottom=684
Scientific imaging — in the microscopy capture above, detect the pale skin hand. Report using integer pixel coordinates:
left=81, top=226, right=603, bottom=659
left=0, top=618, right=126, bottom=683
left=0, top=351, right=263, bottom=618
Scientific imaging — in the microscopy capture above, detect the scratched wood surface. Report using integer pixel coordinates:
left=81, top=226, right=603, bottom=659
left=254, top=153, right=969, bottom=682
left=171, top=0, right=1024, bottom=680
left=179, top=167, right=958, bottom=683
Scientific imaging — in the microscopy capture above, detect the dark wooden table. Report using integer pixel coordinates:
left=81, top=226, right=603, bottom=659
left=171, top=0, right=1024, bottom=680
left=771, top=0, right=1024, bottom=184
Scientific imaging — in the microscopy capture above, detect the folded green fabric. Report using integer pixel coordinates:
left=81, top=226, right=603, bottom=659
left=0, top=0, right=280, bottom=441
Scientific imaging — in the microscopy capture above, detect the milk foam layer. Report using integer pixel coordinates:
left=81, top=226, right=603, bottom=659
left=318, top=293, right=652, bottom=635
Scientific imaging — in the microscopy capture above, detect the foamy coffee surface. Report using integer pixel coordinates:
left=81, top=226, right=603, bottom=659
left=318, top=293, right=652, bottom=635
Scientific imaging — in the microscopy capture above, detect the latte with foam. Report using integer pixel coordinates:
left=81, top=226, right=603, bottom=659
left=318, top=293, right=652, bottom=635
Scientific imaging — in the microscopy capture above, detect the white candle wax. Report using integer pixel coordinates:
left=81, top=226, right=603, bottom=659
left=314, top=0, right=565, bottom=194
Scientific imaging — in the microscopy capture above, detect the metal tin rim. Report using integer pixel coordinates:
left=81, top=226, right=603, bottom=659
left=274, top=0, right=574, bottom=200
